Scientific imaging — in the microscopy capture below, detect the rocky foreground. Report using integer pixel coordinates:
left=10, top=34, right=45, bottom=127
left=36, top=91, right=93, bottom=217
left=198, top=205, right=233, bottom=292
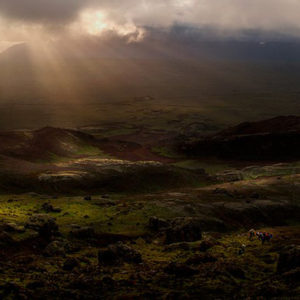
left=0, top=172, right=299, bottom=299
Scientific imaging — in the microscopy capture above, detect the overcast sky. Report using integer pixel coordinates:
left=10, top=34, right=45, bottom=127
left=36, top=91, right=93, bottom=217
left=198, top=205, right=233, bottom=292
left=0, top=0, right=300, bottom=46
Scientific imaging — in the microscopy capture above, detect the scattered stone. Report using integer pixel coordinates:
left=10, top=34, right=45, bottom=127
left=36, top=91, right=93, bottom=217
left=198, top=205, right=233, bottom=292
left=148, top=217, right=170, bottom=231
left=25, top=214, right=59, bottom=238
left=277, top=245, right=300, bottom=273
left=165, top=217, right=202, bottom=244
left=2, top=222, right=25, bottom=233
left=98, top=242, right=142, bottom=265
left=70, top=226, right=95, bottom=239
left=43, top=240, right=67, bottom=257
left=41, top=202, right=62, bottom=213
left=198, top=239, right=216, bottom=252
left=63, top=257, right=79, bottom=271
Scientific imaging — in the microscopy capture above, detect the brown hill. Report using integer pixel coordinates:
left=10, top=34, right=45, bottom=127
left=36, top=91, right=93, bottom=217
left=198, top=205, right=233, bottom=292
left=0, top=127, right=96, bottom=161
left=218, top=116, right=300, bottom=136
left=180, top=116, right=300, bottom=161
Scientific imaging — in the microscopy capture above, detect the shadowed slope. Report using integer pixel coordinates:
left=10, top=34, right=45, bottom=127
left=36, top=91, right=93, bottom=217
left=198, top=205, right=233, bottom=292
left=180, top=116, right=300, bottom=161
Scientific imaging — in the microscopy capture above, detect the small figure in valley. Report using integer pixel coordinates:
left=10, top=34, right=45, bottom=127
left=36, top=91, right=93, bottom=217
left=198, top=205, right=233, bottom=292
left=255, top=231, right=273, bottom=244
left=261, top=232, right=266, bottom=245
left=249, top=229, right=255, bottom=241
left=256, top=231, right=262, bottom=240
left=265, top=232, right=273, bottom=243
left=238, top=244, right=246, bottom=255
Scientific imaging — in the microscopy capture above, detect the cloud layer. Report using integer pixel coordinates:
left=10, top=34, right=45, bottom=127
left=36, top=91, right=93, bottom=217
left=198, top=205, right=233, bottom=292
left=1, top=0, right=300, bottom=42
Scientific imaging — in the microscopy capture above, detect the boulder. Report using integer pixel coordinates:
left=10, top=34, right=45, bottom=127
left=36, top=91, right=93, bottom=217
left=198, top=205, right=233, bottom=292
left=277, top=245, right=300, bottom=273
left=25, top=214, right=59, bottom=238
left=98, top=242, right=142, bottom=265
left=63, top=257, right=79, bottom=271
left=43, top=240, right=68, bottom=257
left=41, top=202, right=62, bottom=213
left=148, top=217, right=170, bottom=232
left=165, top=217, right=203, bottom=244
left=2, top=222, right=25, bottom=233
left=198, top=239, right=216, bottom=252
left=70, top=226, right=95, bottom=239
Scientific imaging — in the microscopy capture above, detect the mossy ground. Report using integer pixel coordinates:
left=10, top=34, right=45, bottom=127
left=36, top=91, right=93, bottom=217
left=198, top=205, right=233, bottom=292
left=0, top=188, right=299, bottom=299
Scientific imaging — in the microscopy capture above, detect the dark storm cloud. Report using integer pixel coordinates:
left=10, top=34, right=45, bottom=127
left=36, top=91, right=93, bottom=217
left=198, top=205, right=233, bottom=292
left=0, top=0, right=86, bottom=23
left=0, top=0, right=300, bottom=39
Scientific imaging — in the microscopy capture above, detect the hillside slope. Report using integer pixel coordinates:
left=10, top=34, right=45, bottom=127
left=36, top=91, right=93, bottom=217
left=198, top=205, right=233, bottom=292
left=180, top=116, right=300, bottom=161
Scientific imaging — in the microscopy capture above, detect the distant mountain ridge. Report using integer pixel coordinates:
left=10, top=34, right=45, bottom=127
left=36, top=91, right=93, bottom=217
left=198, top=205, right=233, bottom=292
left=218, top=116, right=300, bottom=136
left=180, top=116, right=300, bottom=161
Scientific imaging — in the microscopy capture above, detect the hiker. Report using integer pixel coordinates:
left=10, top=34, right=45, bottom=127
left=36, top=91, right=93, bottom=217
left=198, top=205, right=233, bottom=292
left=256, top=232, right=263, bottom=241
left=261, top=232, right=273, bottom=245
left=261, top=232, right=265, bottom=244
left=249, top=229, right=255, bottom=241
left=265, top=232, right=273, bottom=243
left=238, top=244, right=246, bottom=255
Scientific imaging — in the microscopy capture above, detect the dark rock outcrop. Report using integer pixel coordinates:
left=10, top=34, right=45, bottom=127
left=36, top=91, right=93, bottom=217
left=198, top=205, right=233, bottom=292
left=277, top=245, right=300, bottom=273
left=98, top=242, right=142, bottom=265
left=2, top=222, right=25, bottom=233
left=63, top=257, right=79, bottom=271
left=180, top=116, right=300, bottom=161
left=165, top=217, right=203, bottom=244
left=149, top=217, right=170, bottom=231
left=70, top=227, right=95, bottom=239
left=25, top=214, right=59, bottom=238
left=42, top=202, right=62, bottom=213
left=43, top=240, right=67, bottom=257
